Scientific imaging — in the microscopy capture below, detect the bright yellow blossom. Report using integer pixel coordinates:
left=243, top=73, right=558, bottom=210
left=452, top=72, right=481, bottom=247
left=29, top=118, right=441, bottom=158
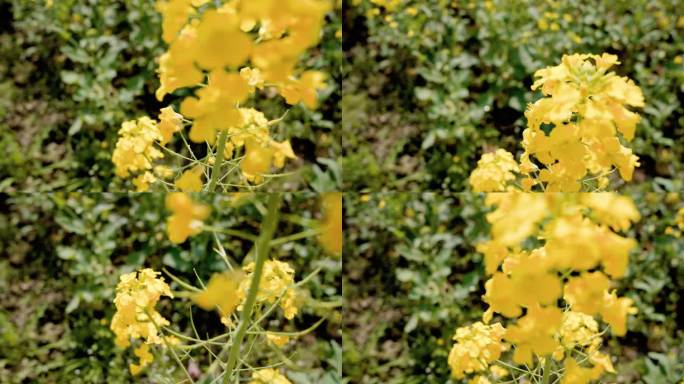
left=165, top=192, right=210, bottom=244
left=110, top=269, right=173, bottom=348
left=175, top=166, right=204, bottom=192
left=469, top=149, right=519, bottom=192
left=447, top=322, right=508, bottom=379
left=192, top=270, right=245, bottom=318
left=238, top=260, right=299, bottom=319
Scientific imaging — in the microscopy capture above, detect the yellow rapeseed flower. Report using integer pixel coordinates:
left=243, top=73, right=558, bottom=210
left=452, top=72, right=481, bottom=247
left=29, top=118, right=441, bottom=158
left=447, top=322, right=508, bottom=379
left=165, top=192, right=210, bottom=244
left=110, top=269, right=173, bottom=348
left=238, top=260, right=299, bottom=319
left=192, top=270, right=245, bottom=318
left=468, top=149, right=519, bottom=192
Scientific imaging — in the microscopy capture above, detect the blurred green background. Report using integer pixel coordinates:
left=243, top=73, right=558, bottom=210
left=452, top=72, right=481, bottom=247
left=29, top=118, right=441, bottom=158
left=0, top=0, right=342, bottom=192
left=342, top=0, right=684, bottom=191
left=343, top=188, right=684, bottom=383
left=0, top=193, right=342, bottom=383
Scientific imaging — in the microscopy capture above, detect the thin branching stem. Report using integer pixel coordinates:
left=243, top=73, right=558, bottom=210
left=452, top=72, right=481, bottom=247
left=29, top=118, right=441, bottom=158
left=223, top=193, right=282, bottom=383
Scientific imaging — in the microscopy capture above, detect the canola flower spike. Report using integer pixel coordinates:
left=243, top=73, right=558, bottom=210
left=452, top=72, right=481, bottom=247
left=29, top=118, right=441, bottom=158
left=226, top=108, right=296, bottom=184
left=318, top=192, right=343, bottom=256
left=450, top=192, right=640, bottom=382
left=469, top=53, right=644, bottom=192
left=165, top=192, right=211, bottom=244
left=238, top=259, right=300, bottom=320
left=112, top=117, right=164, bottom=179
left=112, top=108, right=184, bottom=191
left=155, top=0, right=331, bottom=107
left=110, top=269, right=173, bottom=375
left=249, top=368, right=293, bottom=384
left=447, top=322, right=508, bottom=379
left=469, top=149, right=519, bottom=192
left=115, top=0, right=331, bottom=191
left=191, top=270, right=245, bottom=318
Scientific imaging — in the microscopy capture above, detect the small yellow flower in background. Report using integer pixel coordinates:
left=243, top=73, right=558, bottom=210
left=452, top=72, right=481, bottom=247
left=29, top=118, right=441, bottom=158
left=318, top=192, right=342, bottom=256
left=266, top=332, right=290, bottom=347
left=129, top=343, right=154, bottom=376
left=158, top=106, right=183, bottom=145
left=192, top=270, right=245, bottom=319
left=175, top=166, right=204, bottom=192
left=166, top=192, right=210, bottom=244
left=538, top=18, right=549, bottom=30
left=238, top=260, right=299, bottom=320
left=448, top=322, right=508, bottom=378
left=249, top=368, right=292, bottom=384
left=468, top=149, right=519, bottom=192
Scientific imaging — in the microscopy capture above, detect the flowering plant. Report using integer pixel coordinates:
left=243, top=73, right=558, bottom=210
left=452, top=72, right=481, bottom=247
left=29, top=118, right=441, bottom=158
left=110, top=192, right=342, bottom=381
left=470, top=53, right=644, bottom=192
left=112, top=0, right=331, bottom=192
left=448, top=193, right=640, bottom=384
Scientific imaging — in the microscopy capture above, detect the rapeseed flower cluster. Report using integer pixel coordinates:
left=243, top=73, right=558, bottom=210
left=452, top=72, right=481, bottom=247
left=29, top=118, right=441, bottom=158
left=238, top=260, right=300, bottom=320
left=470, top=53, right=644, bottom=192
left=468, top=149, right=519, bottom=193
left=447, top=322, right=507, bottom=379
left=155, top=0, right=329, bottom=161
left=110, top=269, right=174, bottom=375
left=450, top=192, right=639, bottom=382
left=192, top=259, right=300, bottom=325
left=113, top=0, right=330, bottom=190
left=112, top=108, right=184, bottom=191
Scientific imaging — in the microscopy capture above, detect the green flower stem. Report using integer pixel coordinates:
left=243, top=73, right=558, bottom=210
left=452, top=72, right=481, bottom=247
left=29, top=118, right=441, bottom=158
left=541, top=356, right=552, bottom=384
left=223, top=193, right=282, bottom=383
left=270, top=228, right=322, bottom=247
left=207, top=129, right=229, bottom=192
